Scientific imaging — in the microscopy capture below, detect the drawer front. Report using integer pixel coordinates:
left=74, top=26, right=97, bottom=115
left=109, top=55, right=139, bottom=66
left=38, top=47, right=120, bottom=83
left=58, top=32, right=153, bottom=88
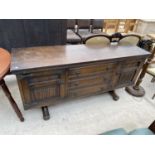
left=68, top=62, right=117, bottom=79
left=68, top=84, right=105, bottom=98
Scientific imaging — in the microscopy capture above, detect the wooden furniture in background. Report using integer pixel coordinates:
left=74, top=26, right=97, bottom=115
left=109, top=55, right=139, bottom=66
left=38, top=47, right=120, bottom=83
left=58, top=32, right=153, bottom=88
left=0, top=48, right=24, bottom=122
left=104, top=19, right=137, bottom=34
left=11, top=45, right=149, bottom=120
left=124, top=19, right=137, bottom=33
left=104, top=20, right=120, bottom=33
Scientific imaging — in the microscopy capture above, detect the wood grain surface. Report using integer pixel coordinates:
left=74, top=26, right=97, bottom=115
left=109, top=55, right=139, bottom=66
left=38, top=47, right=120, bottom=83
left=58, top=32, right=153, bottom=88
left=11, top=45, right=149, bottom=73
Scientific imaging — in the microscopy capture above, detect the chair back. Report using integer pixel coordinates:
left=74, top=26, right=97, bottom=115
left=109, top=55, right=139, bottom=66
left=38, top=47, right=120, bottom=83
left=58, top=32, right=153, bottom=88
left=84, top=34, right=111, bottom=46
left=118, top=34, right=141, bottom=45
left=67, top=19, right=76, bottom=29
left=77, top=19, right=91, bottom=32
left=92, top=19, right=103, bottom=32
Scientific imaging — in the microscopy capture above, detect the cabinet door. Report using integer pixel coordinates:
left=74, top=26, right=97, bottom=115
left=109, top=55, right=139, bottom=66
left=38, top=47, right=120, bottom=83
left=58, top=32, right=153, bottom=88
left=17, top=70, right=65, bottom=109
left=116, top=59, right=144, bottom=88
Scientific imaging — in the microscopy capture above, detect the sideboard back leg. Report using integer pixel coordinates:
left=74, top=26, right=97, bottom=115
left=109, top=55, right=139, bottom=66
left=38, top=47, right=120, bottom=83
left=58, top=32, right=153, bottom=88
left=41, top=106, right=50, bottom=120
left=0, top=79, right=24, bottom=122
left=109, top=90, right=119, bottom=101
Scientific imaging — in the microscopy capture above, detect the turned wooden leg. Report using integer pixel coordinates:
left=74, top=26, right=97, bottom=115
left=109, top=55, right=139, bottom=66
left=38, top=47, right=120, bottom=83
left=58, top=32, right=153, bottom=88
left=0, top=79, right=24, bottom=122
left=126, top=44, right=155, bottom=97
left=109, top=90, right=119, bottom=101
left=41, top=106, right=50, bottom=120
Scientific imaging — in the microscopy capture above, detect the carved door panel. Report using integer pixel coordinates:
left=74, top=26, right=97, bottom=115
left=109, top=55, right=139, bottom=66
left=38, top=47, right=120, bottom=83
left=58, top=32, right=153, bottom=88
left=116, top=59, right=144, bottom=88
left=17, top=69, right=65, bottom=109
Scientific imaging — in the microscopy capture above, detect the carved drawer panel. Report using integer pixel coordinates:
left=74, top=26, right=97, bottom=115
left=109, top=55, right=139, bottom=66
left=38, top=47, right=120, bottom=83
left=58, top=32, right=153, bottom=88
left=68, top=62, right=116, bottom=79
left=68, top=72, right=118, bottom=89
left=68, top=75, right=105, bottom=89
left=123, top=59, right=141, bottom=70
left=68, top=84, right=105, bottom=98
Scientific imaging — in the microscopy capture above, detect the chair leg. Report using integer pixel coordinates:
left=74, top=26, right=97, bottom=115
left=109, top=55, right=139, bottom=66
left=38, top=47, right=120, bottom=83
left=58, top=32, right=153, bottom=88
left=0, top=79, right=24, bottom=122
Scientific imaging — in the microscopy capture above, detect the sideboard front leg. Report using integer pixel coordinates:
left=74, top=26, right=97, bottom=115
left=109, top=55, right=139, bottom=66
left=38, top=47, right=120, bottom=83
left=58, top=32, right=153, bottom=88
left=109, top=90, right=119, bottom=101
left=41, top=106, right=50, bottom=120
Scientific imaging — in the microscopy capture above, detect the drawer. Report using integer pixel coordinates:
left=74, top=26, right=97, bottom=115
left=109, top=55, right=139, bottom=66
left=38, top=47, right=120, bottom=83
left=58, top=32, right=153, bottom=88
left=68, top=84, right=108, bottom=98
left=68, top=76, right=105, bottom=88
left=18, top=69, right=64, bottom=84
left=29, top=75, right=59, bottom=86
left=122, top=60, right=141, bottom=70
left=68, top=74, right=109, bottom=89
left=68, top=62, right=117, bottom=79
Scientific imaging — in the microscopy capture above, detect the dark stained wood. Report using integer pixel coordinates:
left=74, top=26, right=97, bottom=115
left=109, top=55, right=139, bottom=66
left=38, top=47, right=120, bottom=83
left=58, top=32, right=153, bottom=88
left=11, top=45, right=150, bottom=116
left=11, top=45, right=149, bottom=73
left=0, top=79, right=24, bottom=122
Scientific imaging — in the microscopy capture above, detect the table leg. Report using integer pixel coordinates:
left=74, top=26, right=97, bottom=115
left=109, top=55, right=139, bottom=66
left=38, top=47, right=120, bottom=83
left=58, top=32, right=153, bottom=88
left=41, top=106, right=50, bottom=120
left=109, top=90, right=119, bottom=101
left=0, top=79, right=24, bottom=122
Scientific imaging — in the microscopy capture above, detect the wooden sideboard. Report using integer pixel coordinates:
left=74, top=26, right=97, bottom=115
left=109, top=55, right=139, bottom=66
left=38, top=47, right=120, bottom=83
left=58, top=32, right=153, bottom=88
left=11, top=45, right=150, bottom=120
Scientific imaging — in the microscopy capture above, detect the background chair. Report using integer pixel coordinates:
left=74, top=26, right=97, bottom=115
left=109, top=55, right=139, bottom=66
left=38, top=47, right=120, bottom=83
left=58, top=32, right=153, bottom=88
left=118, top=34, right=141, bottom=45
left=0, top=48, right=24, bottom=122
left=66, top=19, right=82, bottom=44
left=77, top=19, right=93, bottom=41
left=91, top=19, right=104, bottom=34
left=84, top=34, right=111, bottom=46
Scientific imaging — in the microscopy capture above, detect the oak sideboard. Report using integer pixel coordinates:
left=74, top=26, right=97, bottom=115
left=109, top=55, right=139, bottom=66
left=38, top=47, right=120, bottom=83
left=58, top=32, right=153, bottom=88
left=11, top=45, right=150, bottom=120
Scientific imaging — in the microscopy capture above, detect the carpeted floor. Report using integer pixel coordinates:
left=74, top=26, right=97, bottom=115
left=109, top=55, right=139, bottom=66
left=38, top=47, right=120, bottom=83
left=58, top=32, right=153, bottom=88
left=0, top=74, right=155, bottom=135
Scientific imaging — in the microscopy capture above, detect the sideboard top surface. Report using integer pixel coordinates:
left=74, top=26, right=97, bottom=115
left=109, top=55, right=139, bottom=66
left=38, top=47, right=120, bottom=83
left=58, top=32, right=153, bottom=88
left=11, top=45, right=150, bottom=73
